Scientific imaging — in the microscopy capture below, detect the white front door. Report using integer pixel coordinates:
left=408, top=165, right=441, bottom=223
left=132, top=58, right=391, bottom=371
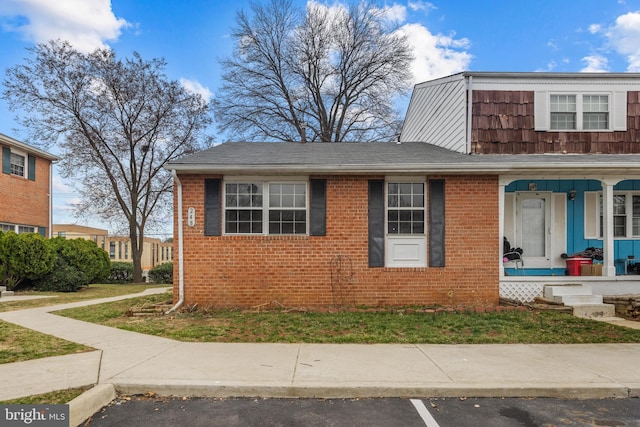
left=516, top=192, right=552, bottom=268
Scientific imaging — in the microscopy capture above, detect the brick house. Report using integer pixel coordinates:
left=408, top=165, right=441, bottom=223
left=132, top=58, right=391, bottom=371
left=0, top=133, right=58, bottom=237
left=166, top=72, right=640, bottom=309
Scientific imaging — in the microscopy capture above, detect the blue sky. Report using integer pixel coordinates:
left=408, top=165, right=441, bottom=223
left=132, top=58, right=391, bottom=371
left=1, top=0, right=640, bottom=233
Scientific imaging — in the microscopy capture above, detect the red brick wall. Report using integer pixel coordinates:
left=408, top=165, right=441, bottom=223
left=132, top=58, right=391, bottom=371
left=0, top=155, right=51, bottom=230
left=173, top=174, right=499, bottom=308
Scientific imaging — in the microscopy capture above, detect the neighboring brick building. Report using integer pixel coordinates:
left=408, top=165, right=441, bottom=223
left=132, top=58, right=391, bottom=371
left=0, top=133, right=58, bottom=237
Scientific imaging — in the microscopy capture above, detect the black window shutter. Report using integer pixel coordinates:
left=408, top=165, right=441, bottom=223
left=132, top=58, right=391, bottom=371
left=2, top=147, right=10, bottom=174
left=429, top=179, right=445, bottom=267
left=28, top=155, right=36, bottom=181
left=309, top=179, right=326, bottom=236
left=368, top=180, right=385, bottom=267
left=204, top=178, right=221, bottom=236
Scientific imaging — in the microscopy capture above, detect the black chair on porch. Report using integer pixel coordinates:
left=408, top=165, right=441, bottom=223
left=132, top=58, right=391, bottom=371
left=503, top=237, right=524, bottom=274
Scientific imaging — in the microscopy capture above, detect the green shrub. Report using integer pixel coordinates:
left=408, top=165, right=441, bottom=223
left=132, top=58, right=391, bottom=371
left=49, top=238, right=111, bottom=284
left=0, top=231, right=55, bottom=290
left=34, top=257, right=88, bottom=292
left=109, top=262, right=134, bottom=284
left=34, top=238, right=111, bottom=293
left=148, top=262, right=173, bottom=284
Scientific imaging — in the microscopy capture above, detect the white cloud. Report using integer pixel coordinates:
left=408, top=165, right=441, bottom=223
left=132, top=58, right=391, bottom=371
left=588, top=24, right=602, bottom=34
left=408, top=1, right=437, bottom=13
left=581, top=54, right=609, bottom=72
left=605, top=11, right=640, bottom=71
left=377, top=4, right=407, bottom=24
left=180, top=78, right=213, bottom=101
left=0, top=0, right=129, bottom=52
left=399, top=23, right=472, bottom=84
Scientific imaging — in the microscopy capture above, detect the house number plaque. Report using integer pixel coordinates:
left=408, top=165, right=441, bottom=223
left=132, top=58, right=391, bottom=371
left=187, top=207, right=195, bottom=227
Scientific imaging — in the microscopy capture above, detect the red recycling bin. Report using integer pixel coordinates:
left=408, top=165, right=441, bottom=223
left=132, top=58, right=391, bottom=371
left=565, top=257, right=592, bottom=276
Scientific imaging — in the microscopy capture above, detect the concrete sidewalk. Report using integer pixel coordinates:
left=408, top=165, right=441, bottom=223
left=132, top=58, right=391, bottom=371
left=1, top=288, right=640, bottom=426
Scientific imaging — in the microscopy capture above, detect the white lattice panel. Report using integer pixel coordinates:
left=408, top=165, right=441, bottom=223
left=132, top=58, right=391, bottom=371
left=500, top=282, right=544, bottom=303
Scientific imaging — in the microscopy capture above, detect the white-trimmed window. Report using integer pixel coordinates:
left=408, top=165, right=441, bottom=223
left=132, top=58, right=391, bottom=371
left=385, top=179, right=427, bottom=268
left=535, top=91, right=626, bottom=132
left=587, top=192, right=640, bottom=239
left=224, top=181, right=307, bottom=235
left=10, top=152, right=25, bottom=177
left=0, top=223, right=36, bottom=234
left=550, top=94, right=577, bottom=130
left=387, top=182, right=425, bottom=235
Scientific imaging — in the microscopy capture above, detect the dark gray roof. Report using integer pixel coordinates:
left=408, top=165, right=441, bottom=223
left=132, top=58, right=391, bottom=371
left=165, top=141, right=640, bottom=175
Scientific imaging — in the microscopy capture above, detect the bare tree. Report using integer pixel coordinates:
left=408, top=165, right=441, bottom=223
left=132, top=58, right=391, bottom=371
left=3, top=40, right=213, bottom=282
left=215, top=0, right=413, bottom=142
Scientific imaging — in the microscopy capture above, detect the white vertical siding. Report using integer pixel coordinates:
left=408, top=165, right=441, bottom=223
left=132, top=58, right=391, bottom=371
left=400, top=76, right=468, bottom=153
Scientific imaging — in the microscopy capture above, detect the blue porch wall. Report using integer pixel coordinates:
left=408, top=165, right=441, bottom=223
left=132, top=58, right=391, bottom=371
left=505, top=179, right=640, bottom=275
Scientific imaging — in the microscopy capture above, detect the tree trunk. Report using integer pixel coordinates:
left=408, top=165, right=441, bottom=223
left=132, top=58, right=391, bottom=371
left=130, top=225, right=144, bottom=283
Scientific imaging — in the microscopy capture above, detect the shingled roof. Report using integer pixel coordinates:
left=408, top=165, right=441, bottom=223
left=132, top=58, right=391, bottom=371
left=165, top=141, right=640, bottom=175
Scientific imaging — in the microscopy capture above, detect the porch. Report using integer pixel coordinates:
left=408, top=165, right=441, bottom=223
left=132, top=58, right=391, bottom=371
left=500, top=275, right=640, bottom=304
left=500, top=176, right=640, bottom=302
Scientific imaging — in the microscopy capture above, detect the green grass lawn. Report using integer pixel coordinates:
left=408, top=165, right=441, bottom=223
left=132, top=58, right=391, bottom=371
left=55, top=293, right=640, bottom=344
left=0, top=284, right=169, bottom=365
left=0, top=321, right=92, bottom=364
left=0, top=387, right=91, bottom=405
left=0, top=283, right=170, bottom=313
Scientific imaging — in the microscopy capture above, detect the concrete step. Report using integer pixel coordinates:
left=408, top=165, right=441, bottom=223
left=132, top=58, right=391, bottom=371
left=572, top=303, right=616, bottom=319
left=543, top=284, right=592, bottom=300
left=560, top=294, right=604, bottom=305
left=0, top=290, right=14, bottom=298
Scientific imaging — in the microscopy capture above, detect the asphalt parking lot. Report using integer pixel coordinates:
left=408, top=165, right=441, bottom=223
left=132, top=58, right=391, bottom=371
left=85, top=395, right=640, bottom=426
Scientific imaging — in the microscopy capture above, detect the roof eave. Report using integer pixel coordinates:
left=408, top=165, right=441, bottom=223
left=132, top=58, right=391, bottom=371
left=165, top=162, right=640, bottom=175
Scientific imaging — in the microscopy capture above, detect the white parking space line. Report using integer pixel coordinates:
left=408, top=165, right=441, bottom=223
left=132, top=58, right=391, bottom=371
left=410, top=399, right=440, bottom=427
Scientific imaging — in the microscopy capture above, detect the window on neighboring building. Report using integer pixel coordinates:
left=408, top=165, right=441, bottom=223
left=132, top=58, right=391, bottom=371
left=1, top=223, right=36, bottom=234
left=10, top=152, right=25, bottom=177
left=224, top=181, right=307, bottom=235
left=124, top=242, right=128, bottom=260
left=387, top=182, right=425, bottom=235
left=109, top=242, right=116, bottom=259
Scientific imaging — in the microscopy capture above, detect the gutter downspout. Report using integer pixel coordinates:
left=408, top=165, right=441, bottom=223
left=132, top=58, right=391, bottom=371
left=466, top=75, right=473, bottom=154
left=49, top=161, right=54, bottom=238
left=166, top=170, right=184, bottom=314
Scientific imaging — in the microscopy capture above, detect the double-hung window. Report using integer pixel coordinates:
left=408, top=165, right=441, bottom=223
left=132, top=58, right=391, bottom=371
left=387, top=183, right=425, bottom=234
left=550, top=94, right=609, bottom=131
left=594, top=192, right=640, bottom=238
left=538, top=92, right=621, bottom=132
left=224, top=181, right=307, bottom=235
left=583, top=95, right=609, bottom=130
left=10, top=152, right=25, bottom=177
left=225, top=183, right=263, bottom=234
left=550, top=95, right=577, bottom=130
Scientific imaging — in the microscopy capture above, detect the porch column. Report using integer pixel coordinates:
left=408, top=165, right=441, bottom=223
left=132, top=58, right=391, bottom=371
left=601, top=180, right=616, bottom=277
left=498, top=181, right=506, bottom=278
